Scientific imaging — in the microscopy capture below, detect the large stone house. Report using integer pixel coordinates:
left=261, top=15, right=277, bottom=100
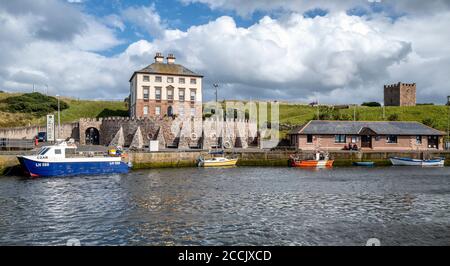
left=128, top=53, right=203, bottom=120
left=288, top=120, right=444, bottom=151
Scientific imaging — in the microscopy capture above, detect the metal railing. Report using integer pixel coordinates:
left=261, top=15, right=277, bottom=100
left=0, top=138, right=35, bottom=150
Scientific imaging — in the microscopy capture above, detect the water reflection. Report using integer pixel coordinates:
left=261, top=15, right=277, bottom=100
left=0, top=167, right=449, bottom=245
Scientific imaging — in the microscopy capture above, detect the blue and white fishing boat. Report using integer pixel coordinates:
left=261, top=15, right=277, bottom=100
left=390, top=157, right=445, bottom=167
left=17, top=141, right=131, bottom=177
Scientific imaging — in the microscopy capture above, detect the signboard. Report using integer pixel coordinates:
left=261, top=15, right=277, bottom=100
left=46, top=114, right=55, bottom=142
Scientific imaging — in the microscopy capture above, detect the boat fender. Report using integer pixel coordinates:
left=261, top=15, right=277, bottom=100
left=224, top=141, right=231, bottom=149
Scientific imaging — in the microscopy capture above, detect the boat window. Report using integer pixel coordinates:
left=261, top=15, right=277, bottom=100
left=38, top=147, right=50, bottom=155
left=54, top=149, right=61, bottom=155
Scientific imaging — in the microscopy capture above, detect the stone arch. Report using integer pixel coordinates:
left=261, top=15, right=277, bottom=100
left=78, top=118, right=102, bottom=145
left=85, top=127, right=100, bottom=145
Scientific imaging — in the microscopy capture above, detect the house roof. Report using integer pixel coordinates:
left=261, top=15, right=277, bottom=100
left=289, top=120, right=444, bottom=136
left=129, top=62, right=203, bottom=81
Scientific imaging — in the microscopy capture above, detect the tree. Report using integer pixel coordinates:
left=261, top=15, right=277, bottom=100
left=3, top=92, right=69, bottom=116
left=422, top=118, right=437, bottom=128
left=387, top=113, right=399, bottom=121
left=361, top=102, right=381, bottom=107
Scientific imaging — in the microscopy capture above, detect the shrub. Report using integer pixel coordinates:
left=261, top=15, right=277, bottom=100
left=3, top=92, right=69, bottom=116
left=387, top=113, right=399, bottom=121
left=361, top=102, right=381, bottom=107
left=422, top=118, right=437, bottom=128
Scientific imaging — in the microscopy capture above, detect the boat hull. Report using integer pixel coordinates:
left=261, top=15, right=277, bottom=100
left=353, top=161, right=375, bottom=167
left=17, top=156, right=130, bottom=177
left=390, top=157, right=444, bottom=167
left=199, top=158, right=238, bottom=167
left=290, top=160, right=334, bottom=168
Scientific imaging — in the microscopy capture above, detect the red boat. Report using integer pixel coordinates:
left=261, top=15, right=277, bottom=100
left=289, top=152, right=334, bottom=168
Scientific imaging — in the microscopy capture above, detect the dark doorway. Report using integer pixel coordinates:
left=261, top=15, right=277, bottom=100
left=361, top=135, right=372, bottom=148
left=167, top=106, right=173, bottom=117
left=85, top=127, right=100, bottom=145
left=427, top=136, right=439, bottom=149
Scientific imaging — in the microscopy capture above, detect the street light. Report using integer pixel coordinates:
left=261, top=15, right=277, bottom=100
left=447, top=95, right=450, bottom=149
left=56, top=94, right=61, bottom=140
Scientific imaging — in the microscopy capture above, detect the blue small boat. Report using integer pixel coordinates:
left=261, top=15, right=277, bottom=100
left=353, top=161, right=375, bottom=167
left=17, top=141, right=131, bottom=177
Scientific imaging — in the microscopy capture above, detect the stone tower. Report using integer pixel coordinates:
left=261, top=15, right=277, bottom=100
left=384, top=82, right=416, bottom=106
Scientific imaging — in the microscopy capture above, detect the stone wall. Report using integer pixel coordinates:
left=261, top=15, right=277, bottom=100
left=0, top=123, right=79, bottom=140
left=384, top=82, right=416, bottom=106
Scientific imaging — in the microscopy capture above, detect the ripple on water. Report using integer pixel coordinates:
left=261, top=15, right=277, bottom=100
left=0, top=167, right=450, bottom=245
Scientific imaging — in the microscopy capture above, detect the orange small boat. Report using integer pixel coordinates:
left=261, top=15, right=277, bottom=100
left=289, top=152, right=334, bottom=168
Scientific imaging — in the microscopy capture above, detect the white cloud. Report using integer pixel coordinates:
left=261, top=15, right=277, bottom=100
left=0, top=0, right=449, bottom=105
left=181, top=0, right=450, bottom=17
left=132, top=13, right=412, bottom=103
left=122, top=4, right=166, bottom=38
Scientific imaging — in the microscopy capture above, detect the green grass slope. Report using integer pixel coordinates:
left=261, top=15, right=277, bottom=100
left=0, top=92, right=128, bottom=128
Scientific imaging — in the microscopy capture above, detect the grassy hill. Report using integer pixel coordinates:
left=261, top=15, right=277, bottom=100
left=0, top=92, right=448, bottom=136
left=0, top=92, right=128, bottom=128
left=278, top=104, right=448, bottom=130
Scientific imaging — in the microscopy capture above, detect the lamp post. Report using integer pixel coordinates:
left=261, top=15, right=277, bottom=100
left=56, top=94, right=61, bottom=140
left=447, top=95, right=450, bottom=149
left=213, top=83, right=219, bottom=148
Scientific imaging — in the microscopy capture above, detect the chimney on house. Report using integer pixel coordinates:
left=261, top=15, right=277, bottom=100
left=154, top=52, right=164, bottom=63
left=167, top=53, right=176, bottom=64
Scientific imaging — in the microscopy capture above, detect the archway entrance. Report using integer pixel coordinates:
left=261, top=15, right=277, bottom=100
left=85, top=127, right=100, bottom=145
left=167, top=105, right=173, bottom=117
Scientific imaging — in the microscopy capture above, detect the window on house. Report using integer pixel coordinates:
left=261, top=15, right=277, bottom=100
left=179, top=78, right=185, bottom=84
left=335, top=134, right=346, bottom=143
left=190, top=89, right=196, bottom=101
left=155, top=87, right=161, bottom=100
left=143, top=106, right=148, bottom=115
left=351, top=136, right=358, bottom=143
left=155, top=76, right=162, bottom=82
left=143, top=75, right=149, bottom=82
left=306, top=134, right=313, bottom=143
left=179, top=89, right=185, bottom=101
left=179, top=106, right=184, bottom=116
left=167, top=88, right=173, bottom=100
left=155, top=106, right=161, bottom=115
left=416, top=136, right=422, bottom=144
left=386, top=135, right=398, bottom=144
left=167, top=77, right=174, bottom=83
left=143, top=86, right=149, bottom=100
left=190, top=78, right=196, bottom=84
left=190, top=107, right=196, bottom=117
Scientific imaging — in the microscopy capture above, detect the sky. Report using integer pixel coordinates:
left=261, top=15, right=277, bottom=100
left=0, top=0, right=449, bottom=104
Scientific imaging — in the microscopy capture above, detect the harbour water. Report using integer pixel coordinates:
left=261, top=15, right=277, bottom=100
left=0, top=167, right=449, bottom=246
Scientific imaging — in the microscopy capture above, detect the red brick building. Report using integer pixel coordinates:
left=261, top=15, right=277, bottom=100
left=288, top=120, right=444, bottom=151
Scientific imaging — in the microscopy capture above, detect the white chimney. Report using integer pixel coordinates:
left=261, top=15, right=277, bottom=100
left=154, top=52, right=164, bottom=63
left=166, top=53, right=176, bottom=64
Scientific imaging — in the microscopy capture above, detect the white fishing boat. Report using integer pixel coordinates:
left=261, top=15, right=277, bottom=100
left=390, top=157, right=445, bottom=167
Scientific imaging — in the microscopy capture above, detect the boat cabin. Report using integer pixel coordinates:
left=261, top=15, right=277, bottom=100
left=36, top=143, right=77, bottom=159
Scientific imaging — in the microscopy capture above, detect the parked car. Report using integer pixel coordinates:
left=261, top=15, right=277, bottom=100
left=37, top=132, right=47, bottom=142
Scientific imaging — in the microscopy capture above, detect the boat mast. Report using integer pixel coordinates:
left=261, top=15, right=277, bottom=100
left=213, top=83, right=221, bottom=150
